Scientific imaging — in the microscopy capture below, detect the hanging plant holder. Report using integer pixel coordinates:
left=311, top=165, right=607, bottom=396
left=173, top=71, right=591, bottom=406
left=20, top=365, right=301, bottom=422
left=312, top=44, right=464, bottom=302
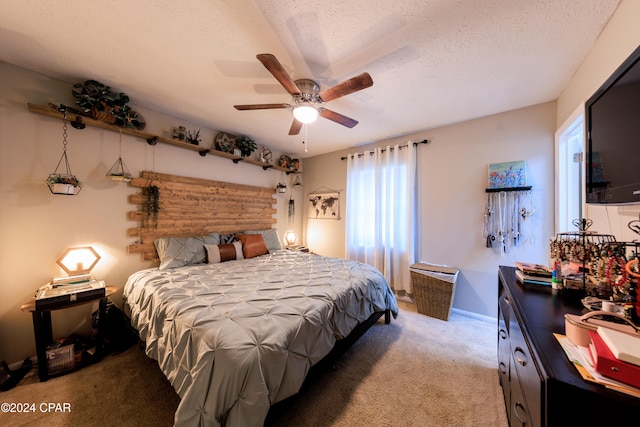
left=47, top=112, right=82, bottom=195
left=277, top=172, right=287, bottom=193
left=106, top=131, right=133, bottom=182
left=106, top=157, right=133, bottom=182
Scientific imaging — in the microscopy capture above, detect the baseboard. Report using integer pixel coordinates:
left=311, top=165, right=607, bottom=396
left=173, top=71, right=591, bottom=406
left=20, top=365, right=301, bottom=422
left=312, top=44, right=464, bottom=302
left=7, top=356, right=37, bottom=372
left=451, top=308, right=496, bottom=324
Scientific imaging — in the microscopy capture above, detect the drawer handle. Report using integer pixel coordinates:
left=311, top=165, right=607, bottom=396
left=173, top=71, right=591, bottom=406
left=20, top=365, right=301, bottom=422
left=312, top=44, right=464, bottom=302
left=499, top=362, right=507, bottom=375
left=504, top=295, right=511, bottom=305
left=499, top=329, right=507, bottom=339
left=514, top=401, right=528, bottom=425
left=514, top=348, right=527, bottom=367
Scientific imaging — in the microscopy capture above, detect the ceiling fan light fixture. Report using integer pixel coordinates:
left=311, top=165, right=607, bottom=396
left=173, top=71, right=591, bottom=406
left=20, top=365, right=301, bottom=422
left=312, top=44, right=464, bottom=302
left=293, top=105, right=318, bottom=124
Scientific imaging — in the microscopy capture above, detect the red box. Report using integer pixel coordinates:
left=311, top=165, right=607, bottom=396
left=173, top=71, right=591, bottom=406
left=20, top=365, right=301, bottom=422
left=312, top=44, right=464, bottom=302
left=588, top=330, right=640, bottom=389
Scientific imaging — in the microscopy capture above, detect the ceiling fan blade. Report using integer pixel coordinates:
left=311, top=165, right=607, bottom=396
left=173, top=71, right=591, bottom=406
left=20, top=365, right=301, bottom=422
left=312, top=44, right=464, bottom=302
left=257, top=53, right=301, bottom=96
left=289, top=119, right=303, bottom=135
left=318, top=108, right=358, bottom=128
left=234, top=103, right=290, bottom=110
left=318, top=72, right=373, bottom=102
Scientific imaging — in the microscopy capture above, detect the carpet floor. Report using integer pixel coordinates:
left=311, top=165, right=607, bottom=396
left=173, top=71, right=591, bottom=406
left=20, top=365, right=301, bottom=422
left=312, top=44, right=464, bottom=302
left=0, top=302, right=508, bottom=426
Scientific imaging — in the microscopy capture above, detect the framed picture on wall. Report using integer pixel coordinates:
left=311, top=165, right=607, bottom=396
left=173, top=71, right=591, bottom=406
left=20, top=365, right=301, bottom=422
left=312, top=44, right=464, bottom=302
left=488, top=160, right=527, bottom=189
left=308, top=192, right=340, bottom=220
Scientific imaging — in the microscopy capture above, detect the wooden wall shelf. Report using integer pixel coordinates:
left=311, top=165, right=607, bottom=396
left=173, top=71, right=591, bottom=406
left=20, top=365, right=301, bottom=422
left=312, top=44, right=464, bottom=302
left=27, top=103, right=299, bottom=174
left=485, top=186, right=532, bottom=193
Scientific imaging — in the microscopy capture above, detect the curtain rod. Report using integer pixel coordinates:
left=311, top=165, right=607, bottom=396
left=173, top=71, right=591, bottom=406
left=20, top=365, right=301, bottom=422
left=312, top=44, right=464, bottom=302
left=340, top=139, right=429, bottom=160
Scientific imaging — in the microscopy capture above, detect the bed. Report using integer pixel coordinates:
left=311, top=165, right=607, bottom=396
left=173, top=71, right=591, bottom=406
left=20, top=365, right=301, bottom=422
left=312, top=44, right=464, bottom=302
left=123, top=231, right=398, bottom=427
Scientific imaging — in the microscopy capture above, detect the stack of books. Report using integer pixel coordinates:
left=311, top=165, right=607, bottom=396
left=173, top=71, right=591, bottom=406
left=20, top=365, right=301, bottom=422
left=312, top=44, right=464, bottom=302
left=588, top=327, right=640, bottom=389
left=514, top=261, right=552, bottom=286
left=35, top=276, right=106, bottom=310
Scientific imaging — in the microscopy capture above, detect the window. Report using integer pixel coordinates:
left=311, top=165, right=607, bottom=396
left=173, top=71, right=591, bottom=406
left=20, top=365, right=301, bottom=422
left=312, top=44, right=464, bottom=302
left=345, top=144, right=415, bottom=293
left=555, top=108, right=584, bottom=233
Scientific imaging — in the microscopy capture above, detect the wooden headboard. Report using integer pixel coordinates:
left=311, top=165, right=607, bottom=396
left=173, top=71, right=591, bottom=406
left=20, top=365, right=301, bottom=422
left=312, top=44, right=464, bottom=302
left=127, top=171, right=277, bottom=261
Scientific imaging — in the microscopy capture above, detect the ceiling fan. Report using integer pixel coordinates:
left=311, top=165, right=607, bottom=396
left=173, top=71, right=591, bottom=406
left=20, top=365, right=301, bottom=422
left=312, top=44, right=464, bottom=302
left=234, top=53, right=373, bottom=135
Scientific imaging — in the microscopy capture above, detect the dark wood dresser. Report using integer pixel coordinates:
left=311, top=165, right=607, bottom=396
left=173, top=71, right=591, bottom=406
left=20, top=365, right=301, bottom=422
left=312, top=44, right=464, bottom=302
left=498, top=265, right=640, bottom=426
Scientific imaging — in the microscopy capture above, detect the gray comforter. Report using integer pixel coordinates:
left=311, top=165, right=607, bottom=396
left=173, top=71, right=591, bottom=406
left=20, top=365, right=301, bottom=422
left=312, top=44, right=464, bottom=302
left=123, top=250, right=398, bottom=426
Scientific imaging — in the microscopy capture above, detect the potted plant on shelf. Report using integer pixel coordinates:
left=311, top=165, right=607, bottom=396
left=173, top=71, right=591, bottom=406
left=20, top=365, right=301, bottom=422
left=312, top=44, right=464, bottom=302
left=110, top=92, right=145, bottom=129
left=187, top=129, right=201, bottom=145
left=72, top=79, right=115, bottom=124
left=234, top=136, right=257, bottom=157
left=71, top=80, right=145, bottom=129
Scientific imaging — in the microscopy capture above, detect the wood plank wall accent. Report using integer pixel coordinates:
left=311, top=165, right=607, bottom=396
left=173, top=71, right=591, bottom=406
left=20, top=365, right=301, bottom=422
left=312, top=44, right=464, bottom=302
left=127, top=171, right=277, bottom=261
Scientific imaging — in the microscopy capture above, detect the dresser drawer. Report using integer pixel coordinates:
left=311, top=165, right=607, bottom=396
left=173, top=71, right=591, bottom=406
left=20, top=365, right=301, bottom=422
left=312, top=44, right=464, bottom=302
left=497, top=306, right=511, bottom=419
left=509, top=314, right=542, bottom=427
left=509, top=354, right=532, bottom=427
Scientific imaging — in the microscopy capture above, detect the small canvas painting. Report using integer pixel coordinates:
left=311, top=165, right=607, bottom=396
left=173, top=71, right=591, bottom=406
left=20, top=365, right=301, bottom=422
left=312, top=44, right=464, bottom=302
left=488, top=160, right=527, bottom=189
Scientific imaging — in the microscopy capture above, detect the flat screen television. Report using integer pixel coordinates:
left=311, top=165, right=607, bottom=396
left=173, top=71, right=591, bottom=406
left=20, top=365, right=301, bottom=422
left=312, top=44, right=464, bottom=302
left=586, top=44, right=640, bottom=205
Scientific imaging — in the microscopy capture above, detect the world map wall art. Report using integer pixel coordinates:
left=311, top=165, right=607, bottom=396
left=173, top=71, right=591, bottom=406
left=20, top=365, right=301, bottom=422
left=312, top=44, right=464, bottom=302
left=308, top=192, right=340, bottom=220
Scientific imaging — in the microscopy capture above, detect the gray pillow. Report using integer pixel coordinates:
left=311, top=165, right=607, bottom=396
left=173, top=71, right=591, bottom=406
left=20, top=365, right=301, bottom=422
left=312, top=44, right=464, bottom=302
left=189, top=233, right=221, bottom=264
left=155, top=233, right=221, bottom=270
left=154, top=237, right=198, bottom=270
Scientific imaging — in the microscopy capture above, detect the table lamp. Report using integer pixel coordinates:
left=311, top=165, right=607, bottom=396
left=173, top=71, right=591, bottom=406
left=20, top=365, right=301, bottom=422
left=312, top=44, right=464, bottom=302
left=284, top=231, right=297, bottom=247
left=55, top=246, right=101, bottom=283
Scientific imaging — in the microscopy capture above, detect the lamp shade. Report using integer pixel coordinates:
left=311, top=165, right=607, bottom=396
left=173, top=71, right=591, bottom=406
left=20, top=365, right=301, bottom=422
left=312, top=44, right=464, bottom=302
left=56, top=246, right=101, bottom=276
left=292, top=105, right=318, bottom=124
left=284, top=230, right=297, bottom=246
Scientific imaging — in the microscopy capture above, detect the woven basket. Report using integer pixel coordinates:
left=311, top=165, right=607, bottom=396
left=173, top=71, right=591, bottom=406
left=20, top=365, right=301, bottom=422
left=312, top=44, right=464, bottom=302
left=411, top=263, right=459, bottom=321
left=91, top=104, right=116, bottom=125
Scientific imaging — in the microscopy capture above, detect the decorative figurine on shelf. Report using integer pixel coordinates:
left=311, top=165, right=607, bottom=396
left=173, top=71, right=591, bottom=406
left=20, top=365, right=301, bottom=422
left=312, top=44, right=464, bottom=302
left=172, top=126, right=187, bottom=141
left=178, top=126, right=187, bottom=141
left=278, top=154, right=299, bottom=171
left=214, top=132, right=235, bottom=153
left=279, top=156, right=289, bottom=168
left=261, top=148, right=272, bottom=164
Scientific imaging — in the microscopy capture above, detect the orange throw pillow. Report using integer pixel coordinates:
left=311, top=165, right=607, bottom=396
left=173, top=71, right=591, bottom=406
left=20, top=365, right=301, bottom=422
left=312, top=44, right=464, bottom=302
left=236, top=233, right=269, bottom=259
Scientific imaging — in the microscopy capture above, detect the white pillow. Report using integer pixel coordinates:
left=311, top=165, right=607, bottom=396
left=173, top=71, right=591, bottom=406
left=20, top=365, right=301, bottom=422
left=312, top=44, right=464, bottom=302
left=205, top=241, right=244, bottom=264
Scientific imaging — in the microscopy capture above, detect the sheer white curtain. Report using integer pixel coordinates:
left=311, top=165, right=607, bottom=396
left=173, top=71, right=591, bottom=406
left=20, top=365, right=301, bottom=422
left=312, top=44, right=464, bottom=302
left=346, top=143, right=416, bottom=294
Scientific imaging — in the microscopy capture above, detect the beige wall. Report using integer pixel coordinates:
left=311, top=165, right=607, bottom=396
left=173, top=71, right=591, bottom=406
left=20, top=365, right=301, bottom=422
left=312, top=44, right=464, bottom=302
left=557, top=0, right=640, bottom=127
left=557, top=0, right=640, bottom=241
left=0, top=62, right=303, bottom=365
left=303, top=102, right=557, bottom=318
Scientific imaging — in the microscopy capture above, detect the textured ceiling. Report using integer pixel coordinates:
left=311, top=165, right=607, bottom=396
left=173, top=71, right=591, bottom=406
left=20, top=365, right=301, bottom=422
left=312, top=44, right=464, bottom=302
left=0, top=0, right=621, bottom=157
